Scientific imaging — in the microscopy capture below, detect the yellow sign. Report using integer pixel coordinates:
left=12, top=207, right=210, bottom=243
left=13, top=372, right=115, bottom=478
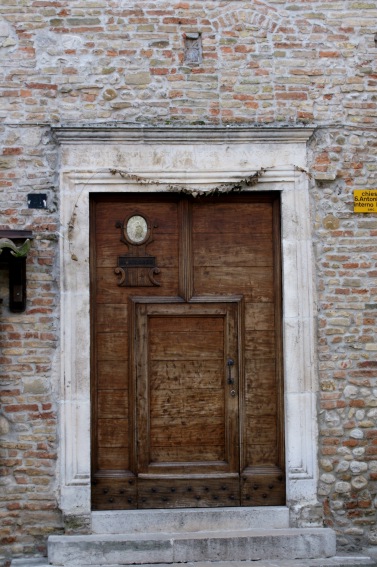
left=354, top=190, right=377, bottom=213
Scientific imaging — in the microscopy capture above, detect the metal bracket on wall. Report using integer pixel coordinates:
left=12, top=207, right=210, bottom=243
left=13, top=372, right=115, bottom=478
left=0, top=230, right=33, bottom=313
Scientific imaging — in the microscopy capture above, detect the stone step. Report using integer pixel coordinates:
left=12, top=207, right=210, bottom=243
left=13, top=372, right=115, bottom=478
left=11, top=556, right=377, bottom=567
left=48, top=527, right=337, bottom=566
left=92, top=506, right=290, bottom=534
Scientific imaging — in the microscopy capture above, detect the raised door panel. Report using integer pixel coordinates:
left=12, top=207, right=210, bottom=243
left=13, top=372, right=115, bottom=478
left=192, top=199, right=274, bottom=301
left=133, top=300, right=241, bottom=508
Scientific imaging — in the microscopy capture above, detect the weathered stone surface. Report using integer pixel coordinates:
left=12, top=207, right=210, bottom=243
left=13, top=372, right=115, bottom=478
left=91, top=508, right=290, bottom=534
left=335, top=482, right=352, bottom=494
left=0, top=416, right=10, bottom=435
left=48, top=529, right=337, bottom=565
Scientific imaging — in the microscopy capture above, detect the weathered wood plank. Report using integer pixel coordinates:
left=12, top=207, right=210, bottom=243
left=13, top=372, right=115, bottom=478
left=95, top=304, right=128, bottom=333
left=150, top=445, right=226, bottom=462
left=150, top=417, right=225, bottom=447
left=193, top=234, right=273, bottom=267
left=245, top=331, right=275, bottom=357
left=194, top=267, right=274, bottom=301
left=246, top=444, right=278, bottom=467
left=98, top=419, right=129, bottom=447
left=246, top=359, right=276, bottom=383
left=245, top=303, right=275, bottom=330
left=150, top=389, right=224, bottom=419
left=192, top=203, right=273, bottom=234
left=150, top=360, right=223, bottom=390
left=245, top=358, right=277, bottom=415
left=97, top=360, right=129, bottom=390
left=149, top=332, right=224, bottom=360
left=98, top=390, right=128, bottom=418
left=246, top=416, right=277, bottom=446
left=97, top=447, right=130, bottom=470
left=149, top=316, right=224, bottom=333
left=245, top=392, right=277, bottom=416
left=96, top=332, right=128, bottom=361
left=246, top=374, right=276, bottom=407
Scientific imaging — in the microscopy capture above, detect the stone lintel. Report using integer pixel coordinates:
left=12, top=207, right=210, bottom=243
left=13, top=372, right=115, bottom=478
left=52, top=124, right=315, bottom=144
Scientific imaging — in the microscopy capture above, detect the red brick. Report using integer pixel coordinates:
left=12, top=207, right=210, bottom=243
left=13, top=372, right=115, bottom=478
left=349, top=400, right=366, bottom=408
left=2, top=148, right=22, bottom=155
left=276, top=92, right=308, bottom=100
left=319, top=51, right=340, bottom=57
left=26, top=83, right=58, bottom=90
left=4, top=404, right=39, bottom=412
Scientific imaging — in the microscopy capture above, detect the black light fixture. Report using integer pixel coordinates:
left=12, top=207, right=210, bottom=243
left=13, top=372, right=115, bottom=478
left=0, top=230, right=33, bottom=313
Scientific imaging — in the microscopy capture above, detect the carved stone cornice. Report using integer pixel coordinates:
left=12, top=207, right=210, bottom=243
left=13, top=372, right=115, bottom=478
left=52, top=124, right=314, bottom=144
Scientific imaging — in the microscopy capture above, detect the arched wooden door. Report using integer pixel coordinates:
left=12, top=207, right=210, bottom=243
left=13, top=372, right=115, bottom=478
left=91, top=193, right=285, bottom=509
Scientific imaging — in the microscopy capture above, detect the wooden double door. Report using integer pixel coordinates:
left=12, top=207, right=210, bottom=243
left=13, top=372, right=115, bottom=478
left=91, top=193, right=285, bottom=510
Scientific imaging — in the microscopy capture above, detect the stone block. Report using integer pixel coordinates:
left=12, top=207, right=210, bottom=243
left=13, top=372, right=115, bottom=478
left=48, top=528, right=336, bottom=565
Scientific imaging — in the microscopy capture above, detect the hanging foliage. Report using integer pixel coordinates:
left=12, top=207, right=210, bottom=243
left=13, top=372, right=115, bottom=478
left=109, top=167, right=267, bottom=197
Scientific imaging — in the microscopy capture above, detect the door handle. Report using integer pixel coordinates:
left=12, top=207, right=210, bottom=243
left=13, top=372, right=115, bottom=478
left=227, top=358, right=235, bottom=385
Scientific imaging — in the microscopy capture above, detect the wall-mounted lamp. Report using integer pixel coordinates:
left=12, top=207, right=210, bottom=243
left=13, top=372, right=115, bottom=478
left=0, top=230, right=33, bottom=313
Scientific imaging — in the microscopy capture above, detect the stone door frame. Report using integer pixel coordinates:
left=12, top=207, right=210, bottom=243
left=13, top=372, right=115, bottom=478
left=53, top=126, right=317, bottom=523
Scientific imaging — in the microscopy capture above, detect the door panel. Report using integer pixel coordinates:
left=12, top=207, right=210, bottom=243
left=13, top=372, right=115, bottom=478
left=133, top=301, right=240, bottom=484
left=91, top=193, right=285, bottom=510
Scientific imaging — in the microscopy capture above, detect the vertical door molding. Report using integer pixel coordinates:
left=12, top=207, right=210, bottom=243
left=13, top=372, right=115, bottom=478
left=59, top=174, right=91, bottom=514
left=55, top=126, right=316, bottom=520
left=281, top=172, right=318, bottom=504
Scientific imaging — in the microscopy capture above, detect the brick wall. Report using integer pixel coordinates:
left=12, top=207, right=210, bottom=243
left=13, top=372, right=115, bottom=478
left=0, top=124, right=62, bottom=565
left=312, top=126, right=377, bottom=548
left=0, top=0, right=377, bottom=563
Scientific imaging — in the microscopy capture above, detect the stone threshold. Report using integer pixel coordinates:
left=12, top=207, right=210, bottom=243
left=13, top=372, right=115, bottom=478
left=10, top=556, right=376, bottom=567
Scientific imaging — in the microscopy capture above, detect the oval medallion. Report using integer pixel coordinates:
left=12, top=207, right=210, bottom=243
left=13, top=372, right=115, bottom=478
left=126, top=215, right=148, bottom=244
